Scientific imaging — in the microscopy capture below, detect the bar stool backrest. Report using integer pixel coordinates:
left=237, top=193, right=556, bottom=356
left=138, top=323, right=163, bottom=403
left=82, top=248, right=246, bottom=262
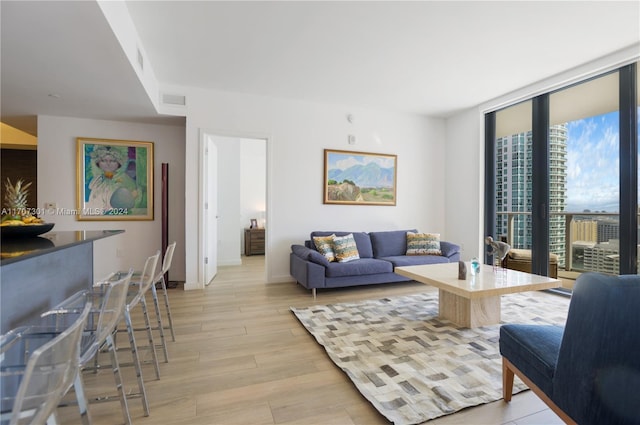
left=89, top=271, right=133, bottom=363
left=130, top=251, right=160, bottom=307
left=159, top=242, right=176, bottom=278
left=8, top=300, right=91, bottom=425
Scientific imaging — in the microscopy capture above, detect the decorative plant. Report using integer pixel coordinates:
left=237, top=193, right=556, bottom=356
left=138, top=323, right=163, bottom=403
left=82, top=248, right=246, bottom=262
left=1, top=178, right=43, bottom=225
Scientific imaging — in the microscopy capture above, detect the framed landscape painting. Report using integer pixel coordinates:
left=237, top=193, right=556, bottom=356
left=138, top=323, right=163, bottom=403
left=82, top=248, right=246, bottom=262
left=76, top=137, right=154, bottom=220
left=324, top=149, right=397, bottom=206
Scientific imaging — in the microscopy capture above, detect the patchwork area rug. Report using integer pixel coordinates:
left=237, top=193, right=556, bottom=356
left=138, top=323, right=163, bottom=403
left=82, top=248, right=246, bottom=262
left=291, top=291, right=570, bottom=425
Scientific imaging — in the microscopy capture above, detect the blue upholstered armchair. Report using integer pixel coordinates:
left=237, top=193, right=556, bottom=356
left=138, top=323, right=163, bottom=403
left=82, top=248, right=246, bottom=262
left=500, top=272, right=640, bottom=425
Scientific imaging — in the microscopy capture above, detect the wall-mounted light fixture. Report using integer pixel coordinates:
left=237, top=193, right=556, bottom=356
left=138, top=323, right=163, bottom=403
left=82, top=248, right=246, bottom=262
left=347, top=114, right=355, bottom=144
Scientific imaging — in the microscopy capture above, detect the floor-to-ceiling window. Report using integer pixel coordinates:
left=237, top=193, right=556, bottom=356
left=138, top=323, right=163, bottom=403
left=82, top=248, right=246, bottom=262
left=549, top=72, right=620, bottom=275
left=486, top=62, right=638, bottom=280
left=493, top=101, right=533, bottom=250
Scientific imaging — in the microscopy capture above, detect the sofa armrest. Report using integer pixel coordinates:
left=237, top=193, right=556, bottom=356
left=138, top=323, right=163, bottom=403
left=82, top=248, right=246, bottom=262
left=290, top=252, right=326, bottom=289
left=440, top=241, right=461, bottom=260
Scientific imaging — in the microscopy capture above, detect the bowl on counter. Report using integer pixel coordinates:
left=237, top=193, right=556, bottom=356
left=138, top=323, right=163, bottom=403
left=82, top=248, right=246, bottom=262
left=0, top=222, right=55, bottom=238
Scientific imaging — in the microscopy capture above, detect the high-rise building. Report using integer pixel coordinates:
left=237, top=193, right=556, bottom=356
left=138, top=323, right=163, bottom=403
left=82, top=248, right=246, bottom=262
left=583, top=239, right=620, bottom=274
left=495, top=124, right=568, bottom=265
left=597, top=218, right=620, bottom=243
left=571, top=219, right=598, bottom=243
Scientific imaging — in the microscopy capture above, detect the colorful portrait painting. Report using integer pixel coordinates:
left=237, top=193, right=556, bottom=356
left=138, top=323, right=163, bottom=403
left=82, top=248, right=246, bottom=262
left=77, top=137, right=154, bottom=220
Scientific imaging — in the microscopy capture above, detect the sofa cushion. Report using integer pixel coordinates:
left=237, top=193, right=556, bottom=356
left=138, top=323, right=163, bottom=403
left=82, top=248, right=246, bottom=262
left=332, top=234, right=360, bottom=263
left=440, top=241, right=460, bottom=258
left=406, top=232, right=442, bottom=255
left=370, top=229, right=417, bottom=258
left=292, top=244, right=330, bottom=267
left=325, top=258, right=393, bottom=278
left=312, top=234, right=336, bottom=262
left=499, top=324, right=564, bottom=397
left=381, top=254, right=450, bottom=268
left=310, top=231, right=373, bottom=258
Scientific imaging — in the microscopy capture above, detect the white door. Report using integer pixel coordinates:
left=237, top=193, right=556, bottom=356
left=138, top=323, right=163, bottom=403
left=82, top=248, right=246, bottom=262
left=203, top=136, right=218, bottom=285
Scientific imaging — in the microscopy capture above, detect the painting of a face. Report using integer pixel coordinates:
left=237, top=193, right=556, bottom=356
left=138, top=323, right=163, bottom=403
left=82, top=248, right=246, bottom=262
left=97, top=154, right=120, bottom=173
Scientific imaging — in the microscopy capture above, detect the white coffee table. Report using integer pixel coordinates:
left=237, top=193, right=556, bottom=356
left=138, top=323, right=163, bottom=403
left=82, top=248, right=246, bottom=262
left=395, top=262, right=561, bottom=328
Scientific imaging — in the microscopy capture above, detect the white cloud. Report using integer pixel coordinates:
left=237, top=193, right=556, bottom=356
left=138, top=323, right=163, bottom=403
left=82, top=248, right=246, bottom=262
left=332, top=154, right=394, bottom=170
left=566, top=113, right=620, bottom=212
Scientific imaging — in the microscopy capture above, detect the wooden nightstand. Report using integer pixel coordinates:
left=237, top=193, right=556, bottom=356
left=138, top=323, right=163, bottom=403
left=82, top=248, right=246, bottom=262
left=244, top=228, right=265, bottom=256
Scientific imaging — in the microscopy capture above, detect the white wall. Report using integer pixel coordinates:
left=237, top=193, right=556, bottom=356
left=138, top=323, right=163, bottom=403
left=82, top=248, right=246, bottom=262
left=444, top=108, right=483, bottom=261
left=183, top=89, right=447, bottom=289
left=37, top=115, right=186, bottom=281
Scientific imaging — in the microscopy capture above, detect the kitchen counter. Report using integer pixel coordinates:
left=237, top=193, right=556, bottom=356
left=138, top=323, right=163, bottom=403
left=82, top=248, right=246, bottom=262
left=1, top=230, right=123, bottom=265
left=0, top=229, right=124, bottom=333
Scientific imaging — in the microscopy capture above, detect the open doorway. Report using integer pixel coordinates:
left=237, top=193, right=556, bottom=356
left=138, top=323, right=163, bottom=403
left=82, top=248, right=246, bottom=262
left=200, top=132, right=267, bottom=285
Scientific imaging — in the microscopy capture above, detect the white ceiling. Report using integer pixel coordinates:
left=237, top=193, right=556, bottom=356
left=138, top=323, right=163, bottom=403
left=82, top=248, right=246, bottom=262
left=2, top=1, right=639, bottom=137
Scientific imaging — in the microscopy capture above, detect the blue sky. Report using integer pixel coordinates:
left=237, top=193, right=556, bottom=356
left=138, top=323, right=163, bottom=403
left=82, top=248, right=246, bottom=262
left=565, top=111, right=625, bottom=213
left=504, top=109, right=638, bottom=213
left=328, top=151, right=395, bottom=171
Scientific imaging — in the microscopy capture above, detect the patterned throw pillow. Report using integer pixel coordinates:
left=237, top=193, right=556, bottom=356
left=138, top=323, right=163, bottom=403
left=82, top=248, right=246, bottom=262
left=313, top=235, right=336, bottom=262
left=332, top=233, right=360, bottom=263
left=406, top=232, right=442, bottom=255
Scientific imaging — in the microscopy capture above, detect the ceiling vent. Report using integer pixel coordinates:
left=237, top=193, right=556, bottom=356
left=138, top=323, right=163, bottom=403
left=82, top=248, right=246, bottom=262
left=161, top=93, right=186, bottom=106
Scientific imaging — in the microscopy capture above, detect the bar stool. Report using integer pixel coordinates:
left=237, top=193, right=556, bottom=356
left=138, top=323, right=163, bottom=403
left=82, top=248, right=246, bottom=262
left=42, top=271, right=134, bottom=425
left=0, top=299, right=91, bottom=425
left=86, top=252, right=160, bottom=419
left=127, top=242, right=177, bottom=363
left=155, top=241, right=177, bottom=343
left=116, top=251, right=162, bottom=388
left=66, top=253, right=160, bottom=421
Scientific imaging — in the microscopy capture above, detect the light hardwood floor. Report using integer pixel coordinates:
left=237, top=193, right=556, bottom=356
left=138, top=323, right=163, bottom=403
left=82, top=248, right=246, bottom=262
left=59, top=256, right=564, bottom=425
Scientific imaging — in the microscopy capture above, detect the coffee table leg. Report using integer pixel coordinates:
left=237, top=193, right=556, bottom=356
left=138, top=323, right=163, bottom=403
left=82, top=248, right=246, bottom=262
left=439, top=290, right=501, bottom=328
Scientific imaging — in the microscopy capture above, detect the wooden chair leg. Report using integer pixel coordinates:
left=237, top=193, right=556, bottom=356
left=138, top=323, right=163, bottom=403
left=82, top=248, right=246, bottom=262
left=503, top=357, right=514, bottom=402
left=501, top=357, right=578, bottom=424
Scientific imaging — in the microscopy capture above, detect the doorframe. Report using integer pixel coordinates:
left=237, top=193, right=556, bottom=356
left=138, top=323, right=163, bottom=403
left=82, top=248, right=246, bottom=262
left=199, top=133, right=218, bottom=286
left=198, top=128, right=271, bottom=285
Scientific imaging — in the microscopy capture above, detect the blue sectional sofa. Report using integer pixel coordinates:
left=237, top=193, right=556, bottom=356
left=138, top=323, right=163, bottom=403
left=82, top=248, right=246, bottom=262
left=290, top=229, right=461, bottom=296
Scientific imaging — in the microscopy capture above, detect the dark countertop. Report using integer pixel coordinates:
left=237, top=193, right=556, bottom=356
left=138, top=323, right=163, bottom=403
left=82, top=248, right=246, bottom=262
left=1, top=230, right=124, bottom=266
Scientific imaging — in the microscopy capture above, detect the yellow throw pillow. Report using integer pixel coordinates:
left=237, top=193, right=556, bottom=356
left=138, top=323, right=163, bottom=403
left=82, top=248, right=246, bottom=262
left=313, top=235, right=336, bottom=262
left=332, top=234, right=360, bottom=263
left=406, top=232, right=442, bottom=256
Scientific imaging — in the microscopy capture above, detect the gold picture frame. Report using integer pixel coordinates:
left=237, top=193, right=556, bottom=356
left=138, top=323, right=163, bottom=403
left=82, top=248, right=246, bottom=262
left=76, top=137, right=154, bottom=220
left=323, top=149, right=397, bottom=206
